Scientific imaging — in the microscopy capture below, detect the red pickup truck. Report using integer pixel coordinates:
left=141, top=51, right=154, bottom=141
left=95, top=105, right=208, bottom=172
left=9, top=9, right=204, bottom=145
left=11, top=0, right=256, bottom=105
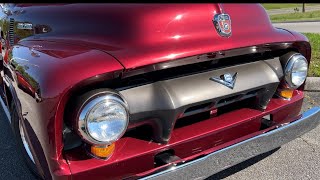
left=0, top=3, right=319, bottom=180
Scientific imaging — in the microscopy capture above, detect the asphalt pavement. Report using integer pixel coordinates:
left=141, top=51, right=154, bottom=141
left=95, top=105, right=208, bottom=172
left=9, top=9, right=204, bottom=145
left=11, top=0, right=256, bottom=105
left=274, top=21, right=320, bottom=33
left=0, top=105, right=36, bottom=179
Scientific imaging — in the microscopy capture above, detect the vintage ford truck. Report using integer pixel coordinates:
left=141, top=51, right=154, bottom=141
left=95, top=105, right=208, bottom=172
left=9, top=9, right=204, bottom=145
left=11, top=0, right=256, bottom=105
left=0, top=3, right=319, bottom=180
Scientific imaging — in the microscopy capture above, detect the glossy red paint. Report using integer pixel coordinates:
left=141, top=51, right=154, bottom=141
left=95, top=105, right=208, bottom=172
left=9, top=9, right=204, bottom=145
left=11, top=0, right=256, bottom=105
left=65, top=91, right=304, bottom=179
left=0, top=3, right=312, bottom=180
left=12, top=3, right=297, bottom=70
left=8, top=42, right=124, bottom=179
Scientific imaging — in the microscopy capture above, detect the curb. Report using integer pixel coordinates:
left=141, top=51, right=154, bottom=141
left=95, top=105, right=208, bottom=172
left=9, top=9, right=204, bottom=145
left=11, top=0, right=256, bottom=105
left=305, top=77, right=320, bottom=91
left=272, top=20, right=320, bottom=24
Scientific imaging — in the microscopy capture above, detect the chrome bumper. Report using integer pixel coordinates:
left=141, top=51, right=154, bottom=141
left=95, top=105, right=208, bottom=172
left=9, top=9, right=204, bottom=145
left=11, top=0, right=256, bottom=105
left=142, top=107, right=320, bottom=180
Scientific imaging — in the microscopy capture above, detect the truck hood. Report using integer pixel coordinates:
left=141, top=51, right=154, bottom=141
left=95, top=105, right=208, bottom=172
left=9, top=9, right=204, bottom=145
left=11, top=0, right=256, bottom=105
left=18, top=3, right=296, bottom=70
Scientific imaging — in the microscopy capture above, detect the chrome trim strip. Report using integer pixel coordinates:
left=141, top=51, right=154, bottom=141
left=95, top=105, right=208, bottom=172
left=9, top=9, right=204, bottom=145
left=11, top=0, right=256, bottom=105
left=0, top=95, right=11, bottom=123
left=123, top=42, right=293, bottom=78
left=3, top=74, right=10, bottom=87
left=3, top=74, right=24, bottom=124
left=140, top=107, right=320, bottom=180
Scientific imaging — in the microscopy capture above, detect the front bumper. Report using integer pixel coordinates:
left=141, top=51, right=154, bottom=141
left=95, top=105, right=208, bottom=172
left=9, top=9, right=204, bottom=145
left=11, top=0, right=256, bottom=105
left=142, top=107, right=320, bottom=180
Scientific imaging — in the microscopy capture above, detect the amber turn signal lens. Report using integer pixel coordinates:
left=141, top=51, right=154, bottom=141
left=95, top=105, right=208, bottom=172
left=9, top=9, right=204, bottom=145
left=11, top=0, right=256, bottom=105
left=91, top=143, right=115, bottom=159
left=279, top=89, right=294, bottom=99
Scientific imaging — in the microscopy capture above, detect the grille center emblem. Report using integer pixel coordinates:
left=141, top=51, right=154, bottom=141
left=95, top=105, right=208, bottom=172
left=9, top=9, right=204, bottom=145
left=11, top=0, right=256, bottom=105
left=213, top=13, right=232, bottom=37
left=210, top=72, right=237, bottom=89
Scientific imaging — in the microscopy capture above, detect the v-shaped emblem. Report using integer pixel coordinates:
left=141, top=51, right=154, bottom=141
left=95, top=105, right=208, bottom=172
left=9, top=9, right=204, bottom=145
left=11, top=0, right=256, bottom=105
left=209, top=72, right=238, bottom=89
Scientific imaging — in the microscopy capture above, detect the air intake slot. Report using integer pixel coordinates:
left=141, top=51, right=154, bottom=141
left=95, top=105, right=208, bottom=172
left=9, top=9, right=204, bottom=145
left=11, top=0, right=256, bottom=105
left=183, top=102, right=213, bottom=117
left=216, top=88, right=261, bottom=107
left=9, top=18, right=14, bottom=46
left=217, top=94, right=242, bottom=106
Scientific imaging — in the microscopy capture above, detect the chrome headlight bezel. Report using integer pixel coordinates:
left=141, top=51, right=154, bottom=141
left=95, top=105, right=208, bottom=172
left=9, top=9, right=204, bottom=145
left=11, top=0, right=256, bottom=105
left=284, top=53, right=308, bottom=89
left=77, top=91, right=129, bottom=145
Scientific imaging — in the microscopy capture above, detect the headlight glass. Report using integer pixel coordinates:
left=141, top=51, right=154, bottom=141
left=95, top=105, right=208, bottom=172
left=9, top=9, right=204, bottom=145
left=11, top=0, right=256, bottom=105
left=291, top=58, right=308, bottom=87
left=285, top=54, right=308, bottom=89
left=78, top=93, right=129, bottom=145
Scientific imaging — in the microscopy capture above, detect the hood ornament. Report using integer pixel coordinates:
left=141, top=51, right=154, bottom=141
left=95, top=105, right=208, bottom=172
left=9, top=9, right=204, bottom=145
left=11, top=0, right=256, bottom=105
left=210, top=72, right=237, bottom=89
left=213, top=13, right=232, bottom=37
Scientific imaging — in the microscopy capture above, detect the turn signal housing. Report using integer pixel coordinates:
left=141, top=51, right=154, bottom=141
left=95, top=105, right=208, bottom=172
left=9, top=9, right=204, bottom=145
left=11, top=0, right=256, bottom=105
left=90, top=143, right=115, bottom=159
left=278, top=89, right=294, bottom=99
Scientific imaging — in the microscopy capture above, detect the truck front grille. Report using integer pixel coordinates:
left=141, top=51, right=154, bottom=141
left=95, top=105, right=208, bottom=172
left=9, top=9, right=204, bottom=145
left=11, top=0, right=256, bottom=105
left=119, top=58, right=282, bottom=144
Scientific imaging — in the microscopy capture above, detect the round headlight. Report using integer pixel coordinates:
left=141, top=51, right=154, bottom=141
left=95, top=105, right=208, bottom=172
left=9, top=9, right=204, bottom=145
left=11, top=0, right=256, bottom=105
left=284, top=53, right=308, bottom=89
left=78, top=93, right=129, bottom=145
